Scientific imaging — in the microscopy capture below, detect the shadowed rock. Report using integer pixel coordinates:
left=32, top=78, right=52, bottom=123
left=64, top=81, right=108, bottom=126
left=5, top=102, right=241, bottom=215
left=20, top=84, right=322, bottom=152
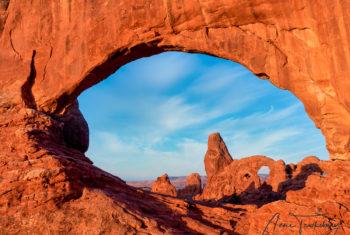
left=200, top=153, right=287, bottom=202
left=1, top=1, right=350, bottom=234
left=60, top=100, right=89, bottom=153
left=178, top=173, right=202, bottom=198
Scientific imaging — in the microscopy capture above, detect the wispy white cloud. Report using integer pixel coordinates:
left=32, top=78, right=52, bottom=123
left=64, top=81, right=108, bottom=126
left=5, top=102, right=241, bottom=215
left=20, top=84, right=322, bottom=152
left=114, top=52, right=200, bottom=89
left=201, top=102, right=327, bottom=162
left=80, top=52, right=329, bottom=180
left=93, top=131, right=140, bottom=157
left=215, top=102, right=302, bottom=131
left=157, top=96, right=203, bottom=131
left=88, top=131, right=206, bottom=180
left=228, top=128, right=302, bottom=157
left=188, top=64, right=250, bottom=94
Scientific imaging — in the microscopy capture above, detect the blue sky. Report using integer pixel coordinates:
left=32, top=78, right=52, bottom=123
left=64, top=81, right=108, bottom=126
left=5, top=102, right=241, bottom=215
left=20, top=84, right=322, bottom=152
left=78, top=52, right=328, bottom=181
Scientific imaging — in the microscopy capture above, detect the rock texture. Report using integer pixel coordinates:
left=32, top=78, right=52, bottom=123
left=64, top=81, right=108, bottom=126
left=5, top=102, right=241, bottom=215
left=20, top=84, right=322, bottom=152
left=0, top=0, right=349, bottom=160
left=244, top=159, right=350, bottom=235
left=198, top=134, right=350, bottom=234
left=200, top=154, right=288, bottom=205
left=204, top=133, right=233, bottom=179
left=0, top=0, right=350, bottom=234
left=151, top=174, right=177, bottom=197
left=178, top=173, right=202, bottom=198
left=60, top=100, right=89, bottom=153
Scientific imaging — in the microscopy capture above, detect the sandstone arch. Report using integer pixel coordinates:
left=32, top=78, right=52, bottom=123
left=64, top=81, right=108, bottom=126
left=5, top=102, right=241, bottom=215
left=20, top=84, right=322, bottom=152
left=0, top=0, right=350, bottom=160
left=1, top=1, right=350, bottom=234
left=200, top=155, right=288, bottom=200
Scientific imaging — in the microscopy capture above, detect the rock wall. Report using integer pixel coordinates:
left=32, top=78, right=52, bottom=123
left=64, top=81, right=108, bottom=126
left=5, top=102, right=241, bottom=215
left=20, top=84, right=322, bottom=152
left=0, top=0, right=350, bottom=234
left=0, top=0, right=349, bottom=159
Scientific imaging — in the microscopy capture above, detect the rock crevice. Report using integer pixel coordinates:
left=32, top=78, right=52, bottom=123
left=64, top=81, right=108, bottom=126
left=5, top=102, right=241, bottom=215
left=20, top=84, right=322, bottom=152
left=21, top=50, right=37, bottom=109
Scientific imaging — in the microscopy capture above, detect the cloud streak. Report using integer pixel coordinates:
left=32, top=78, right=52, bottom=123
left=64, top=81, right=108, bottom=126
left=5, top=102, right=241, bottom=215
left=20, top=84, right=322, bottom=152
left=79, top=52, right=329, bottom=180
left=89, top=131, right=207, bottom=180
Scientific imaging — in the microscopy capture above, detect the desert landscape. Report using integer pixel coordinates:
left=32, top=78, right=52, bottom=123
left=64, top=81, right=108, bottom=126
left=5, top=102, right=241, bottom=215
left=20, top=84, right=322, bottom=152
left=127, top=175, right=208, bottom=191
left=1, top=0, right=350, bottom=234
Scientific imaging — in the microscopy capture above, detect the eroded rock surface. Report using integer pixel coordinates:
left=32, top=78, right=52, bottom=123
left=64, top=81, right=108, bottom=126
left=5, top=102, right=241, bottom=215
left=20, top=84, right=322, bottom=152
left=178, top=173, right=202, bottom=198
left=204, top=133, right=233, bottom=179
left=0, top=0, right=349, bottom=160
left=151, top=174, right=177, bottom=197
left=60, top=100, right=89, bottom=153
left=1, top=0, right=350, bottom=234
left=244, top=160, right=350, bottom=235
left=200, top=154, right=287, bottom=204
left=198, top=134, right=350, bottom=234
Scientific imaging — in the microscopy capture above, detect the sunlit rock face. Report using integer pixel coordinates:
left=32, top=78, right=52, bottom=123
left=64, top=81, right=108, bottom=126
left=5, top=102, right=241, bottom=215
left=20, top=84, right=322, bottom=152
left=204, top=133, right=233, bottom=179
left=199, top=134, right=350, bottom=233
left=0, top=0, right=350, bottom=234
left=200, top=135, right=350, bottom=202
left=1, top=0, right=349, bottom=160
left=151, top=174, right=177, bottom=197
left=201, top=154, right=288, bottom=203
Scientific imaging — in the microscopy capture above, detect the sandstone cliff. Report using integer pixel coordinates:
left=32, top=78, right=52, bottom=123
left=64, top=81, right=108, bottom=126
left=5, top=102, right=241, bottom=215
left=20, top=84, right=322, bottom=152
left=1, top=0, right=350, bottom=234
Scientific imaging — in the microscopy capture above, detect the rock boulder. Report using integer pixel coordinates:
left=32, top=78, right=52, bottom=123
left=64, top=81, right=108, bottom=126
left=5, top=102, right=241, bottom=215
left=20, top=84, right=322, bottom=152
left=151, top=174, right=177, bottom=197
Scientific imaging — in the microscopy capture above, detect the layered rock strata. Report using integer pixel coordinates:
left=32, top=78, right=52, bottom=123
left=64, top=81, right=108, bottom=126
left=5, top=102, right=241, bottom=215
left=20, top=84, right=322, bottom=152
left=1, top=0, right=350, bottom=234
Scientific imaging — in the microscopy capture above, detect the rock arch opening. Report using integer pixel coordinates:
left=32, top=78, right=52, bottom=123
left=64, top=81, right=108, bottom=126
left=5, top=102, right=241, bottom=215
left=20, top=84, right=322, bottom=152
left=77, top=51, right=328, bottom=182
left=1, top=2, right=350, bottom=233
left=258, top=166, right=270, bottom=182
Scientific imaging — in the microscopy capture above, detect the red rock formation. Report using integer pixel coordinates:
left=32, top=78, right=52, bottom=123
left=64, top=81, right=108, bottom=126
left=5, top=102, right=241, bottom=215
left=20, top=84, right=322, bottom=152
left=1, top=0, right=349, bottom=160
left=204, top=133, right=233, bottom=179
left=60, top=100, right=89, bottom=153
left=243, top=160, right=350, bottom=235
left=198, top=134, right=350, bottom=233
left=178, top=173, right=202, bottom=198
left=151, top=174, right=177, bottom=197
left=0, top=1, right=350, bottom=234
left=200, top=154, right=288, bottom=203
